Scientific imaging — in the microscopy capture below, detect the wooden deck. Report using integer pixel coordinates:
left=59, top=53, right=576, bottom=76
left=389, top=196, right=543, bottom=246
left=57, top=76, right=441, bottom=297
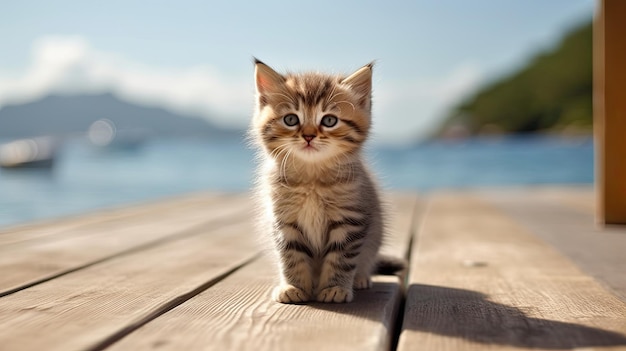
left=1, top=186, right=625, bottom=350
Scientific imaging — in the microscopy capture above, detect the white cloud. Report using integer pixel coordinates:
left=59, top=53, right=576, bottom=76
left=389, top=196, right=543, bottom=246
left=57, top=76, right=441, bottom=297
left=0, top=36, right=254, bottom=128
left=0, top=36, right=483, bottom=143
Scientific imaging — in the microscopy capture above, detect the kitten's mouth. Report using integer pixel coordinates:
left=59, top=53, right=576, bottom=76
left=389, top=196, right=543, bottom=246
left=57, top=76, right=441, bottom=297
left=302, top=142, right=317, bottom=151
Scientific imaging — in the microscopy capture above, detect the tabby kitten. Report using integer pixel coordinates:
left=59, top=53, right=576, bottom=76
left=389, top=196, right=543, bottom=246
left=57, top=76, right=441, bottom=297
left=251, top=59, right=392, bottom=304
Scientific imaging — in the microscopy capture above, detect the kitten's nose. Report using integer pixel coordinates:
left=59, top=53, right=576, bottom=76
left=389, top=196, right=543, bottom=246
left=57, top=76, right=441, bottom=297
left=303, top=134, right=316, bottom=142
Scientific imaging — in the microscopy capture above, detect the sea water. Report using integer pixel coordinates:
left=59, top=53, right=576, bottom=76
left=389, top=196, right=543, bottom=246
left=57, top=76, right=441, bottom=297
left=0, top=135, right=593, bottom=228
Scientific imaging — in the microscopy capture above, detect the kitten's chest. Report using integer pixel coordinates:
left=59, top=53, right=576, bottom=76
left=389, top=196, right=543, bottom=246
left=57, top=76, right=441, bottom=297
left=283, top=186, right=328, bottom=224
left=274, top=185, right=344, bottom=249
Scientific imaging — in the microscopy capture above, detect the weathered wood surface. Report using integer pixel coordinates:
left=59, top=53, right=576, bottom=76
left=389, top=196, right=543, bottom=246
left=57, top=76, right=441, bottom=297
left=1, top=187, right=626, bottom=351
left=486, top=191, right=626, bottom=301
left=108, top=193, right=419, bottom=351
left=0, top=218, right=260, bottom=351
left=515, top=186, right=596, bottom=215
left=0, top=192, right=226, bottom=246
left=0, top=193, right=248, bottom=296
left=398, top=190, right=626, bottom=351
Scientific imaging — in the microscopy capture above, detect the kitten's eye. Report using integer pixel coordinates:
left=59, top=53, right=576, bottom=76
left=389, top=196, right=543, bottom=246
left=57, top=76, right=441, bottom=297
left=283, top=114, right=300, bottom=127
left=321, top=114, right=338, bottom=128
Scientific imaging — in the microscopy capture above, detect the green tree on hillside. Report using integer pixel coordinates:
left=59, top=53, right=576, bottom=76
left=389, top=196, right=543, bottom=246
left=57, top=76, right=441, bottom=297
left=438, top=21, right=592, bottom=137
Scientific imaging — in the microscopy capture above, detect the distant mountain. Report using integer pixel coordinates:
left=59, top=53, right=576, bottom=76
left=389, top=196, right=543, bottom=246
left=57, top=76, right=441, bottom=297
left=435, top=20, right=592, bottom=138
left=0, top=93, right=243, bottom=139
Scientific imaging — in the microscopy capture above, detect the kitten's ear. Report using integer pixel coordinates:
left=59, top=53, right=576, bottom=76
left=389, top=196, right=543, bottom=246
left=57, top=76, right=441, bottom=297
left=254, top=58, right=285, bottom=95
left=342, top=63, right=373, bottom=110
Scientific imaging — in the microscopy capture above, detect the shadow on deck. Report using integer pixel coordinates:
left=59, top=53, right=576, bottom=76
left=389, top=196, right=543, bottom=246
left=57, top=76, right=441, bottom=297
left=0, top=187, right=625, bottom=350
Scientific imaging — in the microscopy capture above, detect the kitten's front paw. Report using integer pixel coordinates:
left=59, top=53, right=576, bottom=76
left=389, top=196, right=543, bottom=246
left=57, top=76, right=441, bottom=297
left=353, top=275, right=372, bottom=289
left=316, top=286, right=353, bottom=303
left=272, top=285, right=310, bottom=304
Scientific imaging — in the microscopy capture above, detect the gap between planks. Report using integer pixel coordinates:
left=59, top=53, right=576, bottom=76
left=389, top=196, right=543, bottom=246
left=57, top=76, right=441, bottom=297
left=104, top=193, right=420, bottom=351
left=0, top=219, right=262, bottom=351
left=0, top=192, right=420, bottom=351
left=0, top=194, right=249, bottom=296
left=88, top=254, right=262, bottom=351
left=398, top=192, right=626, bottom=351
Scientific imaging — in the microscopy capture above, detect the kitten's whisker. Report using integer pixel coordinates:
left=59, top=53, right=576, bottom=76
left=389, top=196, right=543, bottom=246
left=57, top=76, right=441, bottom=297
left=269, top=144, right=290, bottom=159
left=324, top=84, right=341, bottom=108
left=327, top=90, right=347, bottom=102
left=278, top=145, right=291, bottom=175
left=280, top=148, right=295, bottom=186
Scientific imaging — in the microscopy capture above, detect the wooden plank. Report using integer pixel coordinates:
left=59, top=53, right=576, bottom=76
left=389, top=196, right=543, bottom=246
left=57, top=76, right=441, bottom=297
left=485, top=191, right=626, bottom=301
left=106, top=194, right=420, bottom=351
left=398, top=193, right=626, bottom=351
left=0, top=218, right=261, bottom=351
left=0, top=191, right=225, bottom=247
left=595, top=0, right=626, bottom=224
left=455, top=186, right=595, bottom=217
left=0, top=194, right=248, bottom=296
left=110, top=257, right=401, bottom=351
left=521, top=186, right=595, bottom=216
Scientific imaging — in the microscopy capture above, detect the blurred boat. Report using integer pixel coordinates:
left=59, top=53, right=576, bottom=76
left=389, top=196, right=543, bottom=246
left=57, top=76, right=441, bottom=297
left=88, top=119, right=148, bottom=151
left=0, top=136, right=60, bottom=169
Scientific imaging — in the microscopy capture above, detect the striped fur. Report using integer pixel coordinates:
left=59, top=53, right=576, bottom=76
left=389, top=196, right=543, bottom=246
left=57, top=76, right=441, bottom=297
left=251, top=60, right=386, bottom=303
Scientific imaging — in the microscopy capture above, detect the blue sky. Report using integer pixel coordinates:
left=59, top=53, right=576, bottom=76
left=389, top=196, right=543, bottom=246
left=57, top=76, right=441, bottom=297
left=0, top=0, right=593, bottom=143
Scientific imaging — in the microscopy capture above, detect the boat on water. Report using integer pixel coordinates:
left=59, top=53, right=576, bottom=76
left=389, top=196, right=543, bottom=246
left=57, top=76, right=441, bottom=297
left=0, top=120, right=148, bottom=170
left=88, top=119, right=148, bottom=151
left=0, top=136, right=60, bottom=169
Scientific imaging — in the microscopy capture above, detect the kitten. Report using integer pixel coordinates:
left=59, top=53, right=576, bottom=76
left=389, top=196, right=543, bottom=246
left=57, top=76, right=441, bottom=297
left=250, top=59, right=400, bottom=304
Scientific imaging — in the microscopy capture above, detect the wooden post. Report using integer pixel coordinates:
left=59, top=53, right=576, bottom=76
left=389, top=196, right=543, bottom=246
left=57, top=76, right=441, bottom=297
left=595, top=0, right=626, bottom=224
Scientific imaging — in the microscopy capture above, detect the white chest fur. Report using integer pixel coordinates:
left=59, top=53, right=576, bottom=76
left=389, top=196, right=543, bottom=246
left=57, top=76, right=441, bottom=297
left=275, top=185, right=328, bottom=252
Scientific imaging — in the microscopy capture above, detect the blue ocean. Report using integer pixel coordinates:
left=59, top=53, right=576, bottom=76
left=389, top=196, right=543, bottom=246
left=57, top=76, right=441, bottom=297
left=0, top=135, right=593, bottom=228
